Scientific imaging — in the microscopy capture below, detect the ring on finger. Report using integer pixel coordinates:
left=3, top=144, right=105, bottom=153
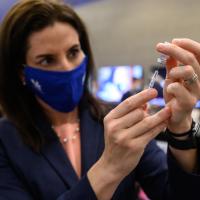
left=184, top=72, right=199, bottom=85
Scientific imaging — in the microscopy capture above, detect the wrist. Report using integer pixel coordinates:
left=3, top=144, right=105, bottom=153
left=87, top=156, right=122, bottom=200
left=166, top=120, right=195, bottom=140
left=165, top=120, right=198, bottom=150
left=168, top=116, right=192, bottom=134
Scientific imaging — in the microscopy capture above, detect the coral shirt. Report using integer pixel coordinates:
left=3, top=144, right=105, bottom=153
left=53, top=122, right=81, bottom=178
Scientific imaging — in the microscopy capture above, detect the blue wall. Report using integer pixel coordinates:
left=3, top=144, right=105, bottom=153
left=66, top=0, right=100, bottom=6
left=0, top=0, right=15, bottom=21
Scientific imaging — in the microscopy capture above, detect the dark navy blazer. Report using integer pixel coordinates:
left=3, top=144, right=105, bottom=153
left=0, top=108, right=199, bottom=200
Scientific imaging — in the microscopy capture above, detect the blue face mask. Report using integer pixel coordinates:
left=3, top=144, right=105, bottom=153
left=24, top=57, right=87, bottom=113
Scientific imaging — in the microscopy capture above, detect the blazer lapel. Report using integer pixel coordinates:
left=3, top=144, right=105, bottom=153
left=80, top=109, right=105, bottom=175
left=38, top=117, right=79, bottom=188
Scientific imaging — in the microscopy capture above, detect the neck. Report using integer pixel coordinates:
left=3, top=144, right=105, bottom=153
left=37, top=97, right=79, bottom=126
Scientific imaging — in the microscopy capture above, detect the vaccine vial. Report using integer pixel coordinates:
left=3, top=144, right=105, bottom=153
left=148, top=70, right=159, bottom=88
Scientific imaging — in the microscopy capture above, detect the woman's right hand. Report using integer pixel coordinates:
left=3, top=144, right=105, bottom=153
left=101, top=88, right=171, bottom=178
left=88, top=88, right=171, bottom=200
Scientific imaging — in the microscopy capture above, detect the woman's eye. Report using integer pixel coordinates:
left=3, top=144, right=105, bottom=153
left=39, top=57, right=54, bottom=66
left=68, top=48, right=80, bottom=60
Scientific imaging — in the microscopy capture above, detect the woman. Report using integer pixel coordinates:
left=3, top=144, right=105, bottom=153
left=0, top=0, right=199, bottom=199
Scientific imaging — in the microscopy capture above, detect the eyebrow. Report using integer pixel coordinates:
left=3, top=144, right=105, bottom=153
left=35, top=44, right=81, bottom=59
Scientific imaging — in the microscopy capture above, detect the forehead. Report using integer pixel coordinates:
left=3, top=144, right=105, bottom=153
left=27, top=22, right=80, bottom=55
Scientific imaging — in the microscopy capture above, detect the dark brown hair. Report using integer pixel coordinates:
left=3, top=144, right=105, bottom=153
left=0, top=0, right=107, bottom=151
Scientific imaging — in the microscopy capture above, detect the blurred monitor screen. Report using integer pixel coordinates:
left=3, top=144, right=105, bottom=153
left=96, top=65, right=143, bottom=102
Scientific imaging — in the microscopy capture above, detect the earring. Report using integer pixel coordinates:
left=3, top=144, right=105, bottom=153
left=22, top=79, right=26, bottom=86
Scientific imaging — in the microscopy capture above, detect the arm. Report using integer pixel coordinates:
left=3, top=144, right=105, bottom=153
left=135, top=139, right=200, bottom=200
left=168, top=39, right=200, bottom=172
left=0, top=141, right=34, bottom=200
left=88, top=89, right=171, bottom=200
left=135, top=140, right=169, bottom=200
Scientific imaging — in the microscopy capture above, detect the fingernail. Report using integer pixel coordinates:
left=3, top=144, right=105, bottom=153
left=157, top=43, right=165, bottom=47
left=148, top=88, right=156, bottom=95
left=157, top=42, right=170, bottom=50
left=172, top=38, right=182, bottom=43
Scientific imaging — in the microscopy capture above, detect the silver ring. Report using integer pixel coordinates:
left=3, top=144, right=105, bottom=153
left=184, top=73, right=199, bottom=85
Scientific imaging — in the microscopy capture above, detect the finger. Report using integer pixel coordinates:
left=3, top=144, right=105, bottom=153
left=168, top=65, right=193, bottom=80
left=156, top=42, right=200, bottom=76
left=124, top=106, right=171, bottom=139
left=128, top=122, right=167, bottom=150
left=110, top=108, right=145, bottom=131
left=166, top=82, right=197, bottom=109
left=169, top=65, right=199, bottom=89
left=108, top=89, right=157, bottom=119
left=172, top=38, right=200, bottom=63
left=163, top=78, right=174, bottom=103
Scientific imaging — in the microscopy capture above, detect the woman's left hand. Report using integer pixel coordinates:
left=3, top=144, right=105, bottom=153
left=156, top=39, right=200, bottom=133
